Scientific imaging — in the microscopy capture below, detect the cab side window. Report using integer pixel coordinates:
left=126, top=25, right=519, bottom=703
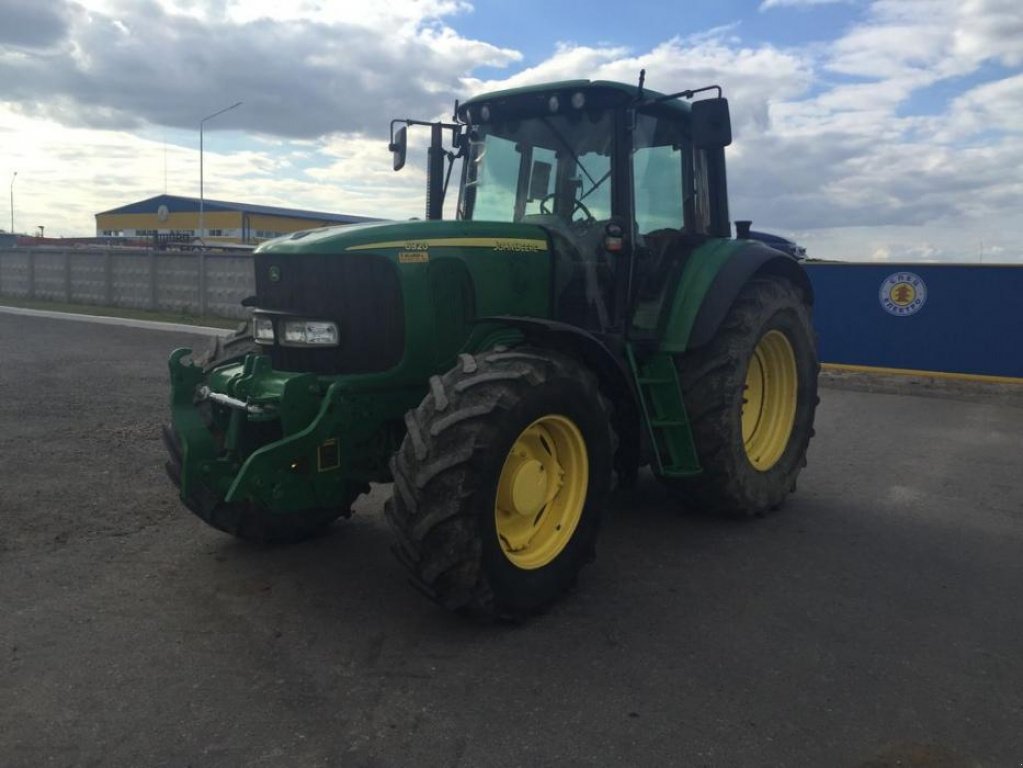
left=632, top=112, right=693, bottom=235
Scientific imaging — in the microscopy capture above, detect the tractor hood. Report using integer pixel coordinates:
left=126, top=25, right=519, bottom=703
left=249, top=218, right=555, bottom=377
left=255, top=219, right=552, bottom=257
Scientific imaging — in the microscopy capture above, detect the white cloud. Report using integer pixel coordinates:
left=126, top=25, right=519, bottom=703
left=0, top=0, right=519, bottom=138
left=464, top=35, right=813, bottom=142
left=828, top=0, right=1023, bottom=80
left=1, top=105, right=424, bottom=237
left=759, top=0, right=850, bottom=10
left=2, top=0, right=1022, bottom=263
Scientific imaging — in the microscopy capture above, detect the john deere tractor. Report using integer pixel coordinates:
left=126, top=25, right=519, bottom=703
left=164, top=78, right=818, bottom=619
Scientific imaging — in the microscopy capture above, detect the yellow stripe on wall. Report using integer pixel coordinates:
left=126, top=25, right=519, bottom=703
left=822, top=363, right=1023, bottom=385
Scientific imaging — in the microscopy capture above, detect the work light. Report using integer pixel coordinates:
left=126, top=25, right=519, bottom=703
left=281, top=320, right=339, bottom=347
left=253, top=316, right=275, bottom=343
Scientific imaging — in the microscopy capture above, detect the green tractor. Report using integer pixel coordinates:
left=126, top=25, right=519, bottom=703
left=164, top=77, right=818, bottom=619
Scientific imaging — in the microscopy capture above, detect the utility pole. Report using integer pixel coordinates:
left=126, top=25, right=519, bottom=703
left=199, top=101, right=242, bottom=243
left=9, top=171, right=16, bottom=233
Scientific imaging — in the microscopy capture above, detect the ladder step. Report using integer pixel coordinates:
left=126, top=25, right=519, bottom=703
left=659, top=466, right=702, bottom=478
left=625, top=344, right=701, bottom=476
left=650, top=418, right=687, bottom=428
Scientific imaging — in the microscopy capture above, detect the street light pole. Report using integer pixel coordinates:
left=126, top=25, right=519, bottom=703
left=198, top=101, right=242, bottom=243
left=9, top=172, right=16, bottom=234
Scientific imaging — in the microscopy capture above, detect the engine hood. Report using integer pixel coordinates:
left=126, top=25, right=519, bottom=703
left=255, top=219, right=552, bottom=256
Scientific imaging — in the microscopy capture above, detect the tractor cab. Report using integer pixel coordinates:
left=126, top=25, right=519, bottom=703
left=390, top=79, right=733, bottom=337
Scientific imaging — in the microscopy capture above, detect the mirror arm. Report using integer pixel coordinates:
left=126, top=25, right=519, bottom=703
left=637, top=84, right=723, bottom=107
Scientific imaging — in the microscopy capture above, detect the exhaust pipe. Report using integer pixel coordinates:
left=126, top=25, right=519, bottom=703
left=735, top=220, right=752, bottom=239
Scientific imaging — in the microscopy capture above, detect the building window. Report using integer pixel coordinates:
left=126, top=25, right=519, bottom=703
left=208, top=229, right=223, bottom=237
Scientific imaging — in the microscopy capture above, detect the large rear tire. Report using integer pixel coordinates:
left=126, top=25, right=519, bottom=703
left=385, top=348, right=615, bottom=620
left=667, top=276, right=818, bottom=515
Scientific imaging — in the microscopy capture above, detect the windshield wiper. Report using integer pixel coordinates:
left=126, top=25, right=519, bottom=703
left=580, top=168, right=611, bottom=202
left=539, top=116, right=598, bottom=188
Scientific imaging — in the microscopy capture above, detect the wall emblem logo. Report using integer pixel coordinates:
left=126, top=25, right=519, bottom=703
left=879, top=272, right=927, bottom=316
left=156, top=204, right=169, bottom=222
left=268, top=265, right=281, bottom=283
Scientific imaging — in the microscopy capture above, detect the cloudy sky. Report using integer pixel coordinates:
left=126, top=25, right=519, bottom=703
left=2, top=0, right=1021, bottom=261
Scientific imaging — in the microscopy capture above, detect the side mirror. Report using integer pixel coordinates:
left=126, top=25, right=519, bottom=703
left=691, top=98, right=732, bottom=148
left=528, top=160, right=552, bottom=201
left=389, top=126, right=407, bottom=171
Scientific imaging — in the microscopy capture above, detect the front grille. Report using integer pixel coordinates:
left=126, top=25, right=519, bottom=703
left=254, top=252, right=404, bottom=375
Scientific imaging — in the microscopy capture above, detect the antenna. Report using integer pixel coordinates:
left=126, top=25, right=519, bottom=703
left=163, top=132, right=168, bottom=194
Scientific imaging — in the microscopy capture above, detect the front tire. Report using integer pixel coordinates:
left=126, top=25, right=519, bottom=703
left=667, top=276, right=819, bottom=515
left=385, top=348, right=615, bottom=620
left=195, top=501, right=349, bottom=545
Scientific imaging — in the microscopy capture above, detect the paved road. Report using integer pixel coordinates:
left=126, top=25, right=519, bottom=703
left=1, top=312, right=1021, bottom=768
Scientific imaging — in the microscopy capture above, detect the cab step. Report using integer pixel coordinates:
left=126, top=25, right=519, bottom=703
left=626, top=344, right=701, bottom=478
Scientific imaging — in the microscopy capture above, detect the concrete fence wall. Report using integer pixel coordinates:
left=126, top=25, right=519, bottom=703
left=4, top=248, right=1021, bottom=381
left=0, top=248, right=255, bottom=319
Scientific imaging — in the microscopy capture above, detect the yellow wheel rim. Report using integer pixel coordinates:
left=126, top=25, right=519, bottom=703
left=494, top=415, right=588, bottom=570
left=742, top=330, right=798, bottom=471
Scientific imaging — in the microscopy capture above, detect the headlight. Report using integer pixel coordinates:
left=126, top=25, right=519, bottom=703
left=281, top=319, right=339, bottom=347
left=253, top=316, right=275, bottom=343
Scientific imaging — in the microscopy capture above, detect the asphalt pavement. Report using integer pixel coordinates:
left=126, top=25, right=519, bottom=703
left=1, top=311, right=1021, bottom=767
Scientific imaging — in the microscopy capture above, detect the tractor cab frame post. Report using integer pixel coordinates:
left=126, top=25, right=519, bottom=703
left=389, top=118, right=463, bottom=220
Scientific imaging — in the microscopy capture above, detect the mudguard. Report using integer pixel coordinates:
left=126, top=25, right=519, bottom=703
left=659, top=239, right=813, bottom=353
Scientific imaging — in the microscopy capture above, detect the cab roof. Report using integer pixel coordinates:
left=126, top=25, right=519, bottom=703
left=459, top=79, right=691, bottom=118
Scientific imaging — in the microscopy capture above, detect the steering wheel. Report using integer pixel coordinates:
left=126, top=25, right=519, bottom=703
left=538, top=193, right=595, bottom=223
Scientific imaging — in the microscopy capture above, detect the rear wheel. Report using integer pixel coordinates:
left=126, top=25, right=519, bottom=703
left=385, top=348, right=615, bottom=620
left=666, top=276, right=818, bottom=515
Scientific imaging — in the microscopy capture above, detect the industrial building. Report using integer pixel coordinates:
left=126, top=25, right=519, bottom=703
left=95, top=194, right=377, bottom=245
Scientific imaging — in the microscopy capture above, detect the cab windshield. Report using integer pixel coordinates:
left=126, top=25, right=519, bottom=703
left=458, top=111, right=614, bottom=224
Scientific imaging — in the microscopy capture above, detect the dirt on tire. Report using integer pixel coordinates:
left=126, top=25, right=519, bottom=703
left=385, top=347, right=616, bottom=620
left=666, top=276, right=819, bottom=515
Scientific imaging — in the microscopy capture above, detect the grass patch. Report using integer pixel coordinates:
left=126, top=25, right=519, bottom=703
left=0, top=296, right=244, bottom=330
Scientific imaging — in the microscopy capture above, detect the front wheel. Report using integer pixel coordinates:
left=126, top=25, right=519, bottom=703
left=385, top=348, right=615, bottom=620
left=666, top=276, right=819, bottom=515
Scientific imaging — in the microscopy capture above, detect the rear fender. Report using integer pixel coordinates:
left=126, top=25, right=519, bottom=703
left=660, top=240, right=813, bottom=353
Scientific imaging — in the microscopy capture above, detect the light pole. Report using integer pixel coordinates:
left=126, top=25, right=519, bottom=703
left=199, top=101, right=242, bottom=243
left=9, top=172, right=16, bottom=234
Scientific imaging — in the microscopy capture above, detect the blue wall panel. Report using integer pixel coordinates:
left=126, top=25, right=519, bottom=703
left=803, top=263, right=1023, bottom=379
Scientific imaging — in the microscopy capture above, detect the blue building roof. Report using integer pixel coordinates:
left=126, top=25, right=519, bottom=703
left=97, top=194, right=378, bottom=224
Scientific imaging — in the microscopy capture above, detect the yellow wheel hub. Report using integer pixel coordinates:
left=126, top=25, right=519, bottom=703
left=742, top=330, right=798, bottom=471
left=494, top=415, right=588, bottom=570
